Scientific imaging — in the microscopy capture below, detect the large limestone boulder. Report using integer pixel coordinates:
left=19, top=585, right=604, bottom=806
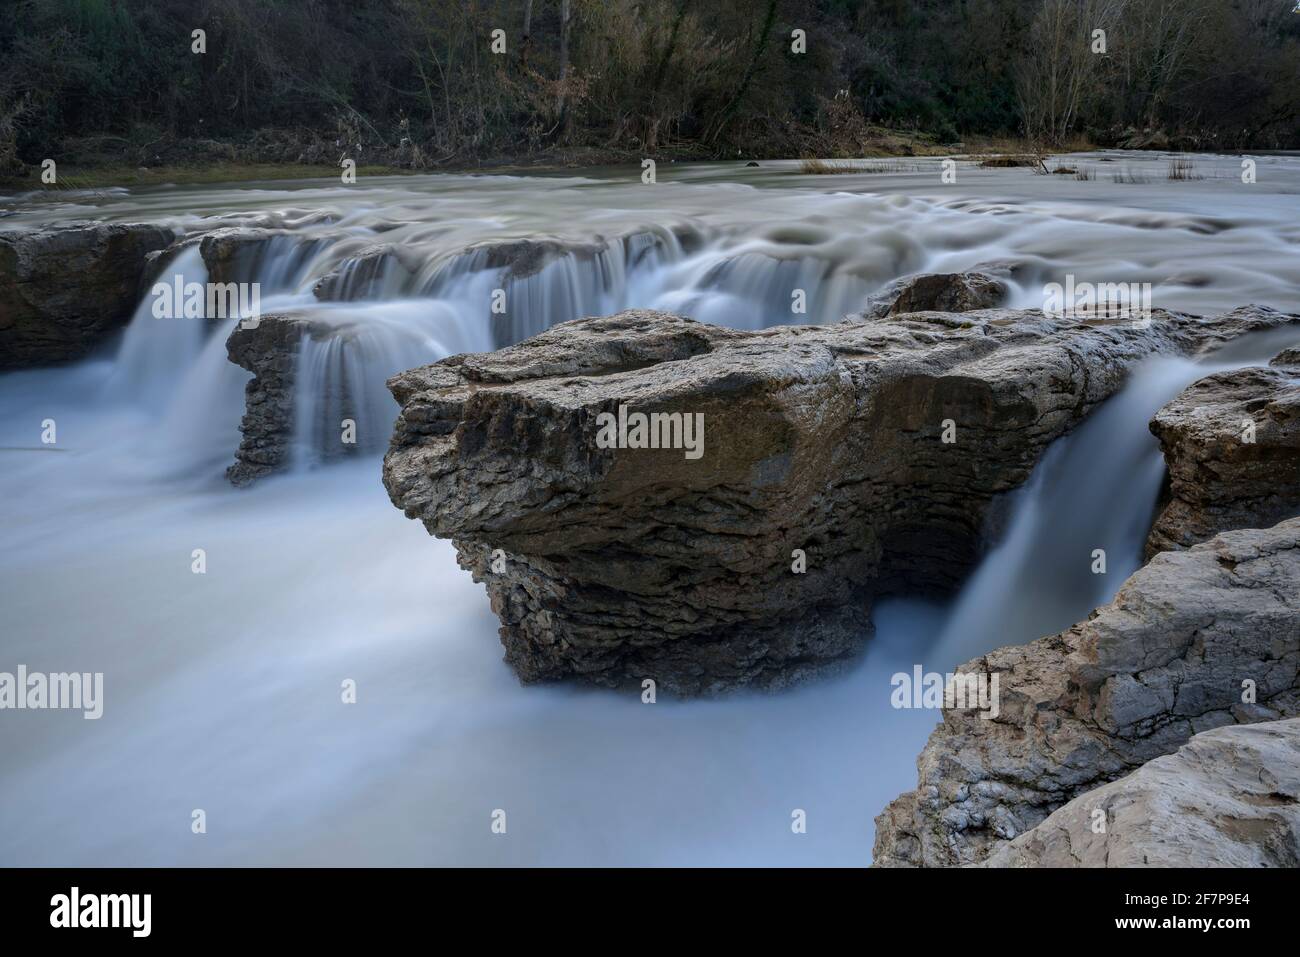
left=0, top=221, right=174, bottom=369
left=382, top=305, right=1298, bottom=696
left=1146, top=352, right=1300, bottom=555
left=873, top=518, right=1300, bottom=867
left=983, top=718, right=1300, bottom=868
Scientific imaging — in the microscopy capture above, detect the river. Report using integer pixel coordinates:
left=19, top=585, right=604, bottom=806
left=1, top=151, right=1298, bottom=864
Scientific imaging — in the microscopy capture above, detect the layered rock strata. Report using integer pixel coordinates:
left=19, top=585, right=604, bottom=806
left=873, top=518, right=1300, bottom=867
left=981, top=717, right=1300, bottom=868
left=1146, top=351, right=1300, bottom=555
left=224, top=312, right=367, bottom=486
left=381, top=305, right=1298, bottom=695
left=0, top=221, right=174, bottom=368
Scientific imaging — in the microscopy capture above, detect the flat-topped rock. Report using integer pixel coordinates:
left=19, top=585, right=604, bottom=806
left=382, top=305, right=1299, bottom=695
left=0, top=221, right=174, bottom=368
left=1146, top=353, right=1300, bottom=556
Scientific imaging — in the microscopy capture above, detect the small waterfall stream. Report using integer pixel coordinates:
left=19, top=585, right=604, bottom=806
left=932, top=329, right=1300, bottom=672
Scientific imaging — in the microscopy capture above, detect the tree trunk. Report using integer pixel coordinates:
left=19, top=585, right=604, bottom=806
left=521, top=0, right=533, bottom=68
left=647, top=0, right=692, bottom=147
left=557, top=0, right=572, bottom=120
left=706, top=0, right=778, bottom=146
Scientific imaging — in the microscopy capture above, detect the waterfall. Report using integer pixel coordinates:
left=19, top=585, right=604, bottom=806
left=288, top=301, right=492, bottom=470
left=931, top=328, right=1300, bottom=672
left=94, top=226, right=891, bottom=475
left=6, top=157, right=1300, bottom=865
left=103, top=246, right=210, bottom=407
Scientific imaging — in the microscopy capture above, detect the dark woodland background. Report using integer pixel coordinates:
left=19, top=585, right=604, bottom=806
left=2, top=0, right=1298, bottom=174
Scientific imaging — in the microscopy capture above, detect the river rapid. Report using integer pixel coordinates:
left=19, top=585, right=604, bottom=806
left=2, top=151, right=1298, bottom=865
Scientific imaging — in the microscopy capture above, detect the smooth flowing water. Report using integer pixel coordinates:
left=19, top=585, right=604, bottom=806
left=2, top=152, right=1298, bottom=865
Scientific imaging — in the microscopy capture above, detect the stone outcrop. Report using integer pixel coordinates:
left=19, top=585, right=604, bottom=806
left=982, top=717, right=1300, bottom=867
left=225, top=311, right=366, bottom=486
left=873, top=518, right=1300, bottom=867
left=199, top=226, right=326, bottom=288
left=477, top=238, right=604, bottom=282
left=381, top=304, right=1298, bottom=695
left=861, top=270, right=1008, bottom=319
left=312, top=244, right=413, bottom=301
left=1146, top=352, right=1300, bottom=556
left=0, top=221, right=174, bottom=369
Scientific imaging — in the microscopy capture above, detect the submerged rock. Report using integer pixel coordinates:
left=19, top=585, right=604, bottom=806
left=381, top=304, right=1298, bottom=695
left=312, top=243, right=413, bottom=301
left=0, top=221, right=173, bottom=369
left=1146, top=352, right=1300, bottom=556
left=873, top=517, right=1300, bottom=867
left=476, top=237, right=605, bottom=282
left=861, top=270, right=1008, bottom=319
left=982, top=717, right=1300, bottom=867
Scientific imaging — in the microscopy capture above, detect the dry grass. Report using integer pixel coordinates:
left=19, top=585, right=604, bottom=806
left=1167, top=157, right=1202, bottom=180
left=798, top=157, right=921, bottom=174
left=1074, top=166, right=1095, bottom=181
left=979, top=154, right=1043, bottom=169
left=1109, top=167, right=1151, bottom=184
left=962, top=134, right=1092, bottom=156
left=0, top=161, right=407, bottom=190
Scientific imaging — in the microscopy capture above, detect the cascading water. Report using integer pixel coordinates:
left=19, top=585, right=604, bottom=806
left=931, top=326, right=1300, bottom=673
left=289, top=301, right=491, bottom=467
left=3, top=153, right=1300, bottom=866
left=103, top=246, right=212, bottom=407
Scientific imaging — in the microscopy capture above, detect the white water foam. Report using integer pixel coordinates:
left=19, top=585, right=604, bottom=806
left=2, top=155, right=1299, bottom=865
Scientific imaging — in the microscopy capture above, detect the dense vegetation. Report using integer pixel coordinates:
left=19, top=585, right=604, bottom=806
left=2, top=0, right=1298, bottom=174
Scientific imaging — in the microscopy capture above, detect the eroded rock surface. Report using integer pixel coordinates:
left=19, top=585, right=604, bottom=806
left=1146, top=353, right=1300, bottom=555
left=199, top=226, right=327, bottom=288
left=982, top=717, right=1300, bottom=867
left=861, top=270, right=1008, bottom=319
left=873, top=518, right=1300, bottom=867
left=313, top=244, right=413, bottom=300
left=382, top=305, right=1298, bottom=695
left=225, top=311, right=367, bottom=485
left=0, top=221, right=174, bottom=368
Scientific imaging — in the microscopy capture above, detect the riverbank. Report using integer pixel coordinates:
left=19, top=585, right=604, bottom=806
left=0, top=131, right=1083, bottom=192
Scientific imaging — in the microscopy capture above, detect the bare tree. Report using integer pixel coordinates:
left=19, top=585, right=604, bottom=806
left=557, top=0, right=573, bottom=120
left=705, top=0, right=779, bottom=145
left=1112, top=0, right=1215, bottom=127
left=521, top=0, right=534, bottom=68
left=1016, top=0, right=1128, bottom=145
